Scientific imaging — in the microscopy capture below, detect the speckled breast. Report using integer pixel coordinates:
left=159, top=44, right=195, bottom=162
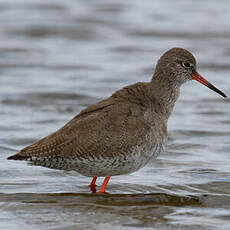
left=75, top=131, right=165, bottom=177
left=30, top=128, right=166, bottom=177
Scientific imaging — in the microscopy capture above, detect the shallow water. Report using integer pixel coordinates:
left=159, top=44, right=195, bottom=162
left=1, top=0, right=230, bottom=229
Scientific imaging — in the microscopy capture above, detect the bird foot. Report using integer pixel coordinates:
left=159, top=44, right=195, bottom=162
left=96, top=189, right=105, bottom=194
left=89, top=176, right=110, bottom=194
left=89, top=184, right=97, bottom=193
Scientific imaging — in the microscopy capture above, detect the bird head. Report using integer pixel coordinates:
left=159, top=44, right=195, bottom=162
left=154, top=48, right=226, bottom=98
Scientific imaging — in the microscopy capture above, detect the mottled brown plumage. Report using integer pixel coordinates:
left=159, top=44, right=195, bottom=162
left=8, top=48, right=226, bottom=193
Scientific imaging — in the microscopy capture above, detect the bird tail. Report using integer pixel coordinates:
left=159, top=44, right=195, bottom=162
left=7, top=153, right=28, bottom=160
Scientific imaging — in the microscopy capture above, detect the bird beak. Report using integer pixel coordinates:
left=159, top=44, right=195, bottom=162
left=192, top=71, right=227, bottom=98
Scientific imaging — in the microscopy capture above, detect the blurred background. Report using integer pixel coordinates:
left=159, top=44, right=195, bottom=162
left=0, top=0, right=230, bottom=229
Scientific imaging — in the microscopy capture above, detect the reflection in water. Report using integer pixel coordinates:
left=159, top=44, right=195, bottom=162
left=1, top=192, right=230, bottom=229
left=0, top=0, right=230, bottom=229
left=0, top=192, right=201, bottom=206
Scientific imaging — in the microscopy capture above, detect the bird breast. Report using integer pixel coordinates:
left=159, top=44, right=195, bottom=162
left=69, top=124, right=166, bottom=177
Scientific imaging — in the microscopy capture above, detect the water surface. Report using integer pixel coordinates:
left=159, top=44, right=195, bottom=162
left=1, top=0, right=230, bottom=229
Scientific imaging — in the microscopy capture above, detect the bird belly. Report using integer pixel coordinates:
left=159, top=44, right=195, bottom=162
left=29, top=131, right=166, bottom=177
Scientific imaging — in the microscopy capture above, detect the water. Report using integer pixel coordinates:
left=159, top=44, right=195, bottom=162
left=1, top=0, right=230, bottom=229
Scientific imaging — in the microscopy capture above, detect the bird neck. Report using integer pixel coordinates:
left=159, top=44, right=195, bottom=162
left=150, top=74, right=180, bottom=119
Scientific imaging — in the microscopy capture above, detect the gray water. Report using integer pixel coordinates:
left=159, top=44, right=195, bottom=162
left=1, top=0, right=230, bottom=229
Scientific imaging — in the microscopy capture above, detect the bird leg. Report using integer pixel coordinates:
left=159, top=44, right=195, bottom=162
left=97, top=176, right=111, bottom=194
left=89, top=177, right=97, bottom=193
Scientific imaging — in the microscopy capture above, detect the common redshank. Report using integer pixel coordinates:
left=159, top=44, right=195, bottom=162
left=7, top=48, right=226, bottom=193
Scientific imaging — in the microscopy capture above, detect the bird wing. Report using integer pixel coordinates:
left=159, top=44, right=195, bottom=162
left=8, top=95, right=150, bottom=161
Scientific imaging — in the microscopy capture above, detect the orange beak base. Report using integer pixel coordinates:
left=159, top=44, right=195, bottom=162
left=192, top=72, right=226, bottom=98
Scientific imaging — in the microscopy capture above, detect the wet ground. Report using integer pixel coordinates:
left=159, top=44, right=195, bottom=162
left=1, top=0, right=230, bottom=229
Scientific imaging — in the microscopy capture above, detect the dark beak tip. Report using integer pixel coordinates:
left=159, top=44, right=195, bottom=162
left=192, top=73, right=227, bottom=99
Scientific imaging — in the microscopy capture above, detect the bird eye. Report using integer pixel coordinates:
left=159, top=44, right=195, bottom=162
left=182, top=62, right=191, bottom=68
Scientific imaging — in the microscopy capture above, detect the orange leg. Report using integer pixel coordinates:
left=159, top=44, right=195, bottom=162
left=97, top=176, right=111, bottom=194
left=89, top=177, right=97, bottom=193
